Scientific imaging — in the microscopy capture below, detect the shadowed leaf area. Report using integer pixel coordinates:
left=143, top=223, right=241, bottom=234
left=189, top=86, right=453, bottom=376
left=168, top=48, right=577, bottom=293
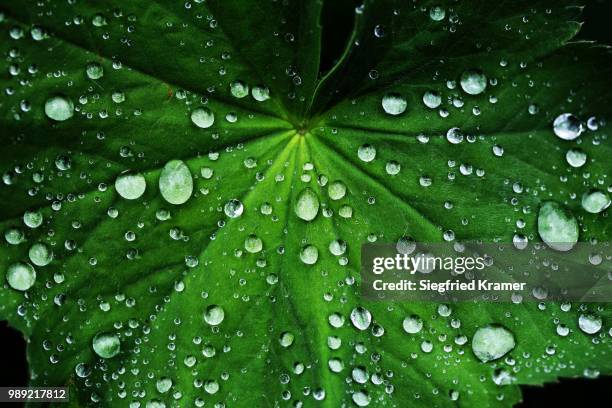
left=0, top=0, right=610, bottom=407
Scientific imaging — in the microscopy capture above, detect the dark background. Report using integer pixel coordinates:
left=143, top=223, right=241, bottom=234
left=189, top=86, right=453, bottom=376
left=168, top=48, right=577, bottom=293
left=1, top=0, right=610, bottom=406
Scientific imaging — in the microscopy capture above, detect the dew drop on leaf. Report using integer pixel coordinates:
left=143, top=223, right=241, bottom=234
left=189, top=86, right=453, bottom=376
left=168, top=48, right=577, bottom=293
left=578, top=314, right=602, bottom=334
left=295, top=188, right=319, bottom=221
left=251, top=85, right=270, bottom=101
left=115, top=172, right=147, bottom=200
left=44, top=95, right=74, bottom=121
left=203, top=305, right=225, bottom=326
left=350, top=307, right=372, bottom=331
left=471, top=325, right=515, bottom=363
left=159, top=160, right=193, bottom=205
left=553, top=113, right=584, bottom=140
left=566, top=148, right=587, bottom=167
left=230, top=80, right=249, bottom=98
left=191, top=107, right=215, bottom=128
left=28, top=243, right=53, bottom=266
left=85, top=62, right=104, bottom=79
left=244, top=234, right=263, bottom=253
left=6, top=262, right=36, bottom=291
left=459, top=69, right=487, bottom=95
left=299, top=244, right=318, bottom=264
left=92, top=333, right=121, bottom=359
left=581, top=190, right=610, bottom=214
left=402, top=315, right=423, bottom=334
left=357, top=144, right=376, bottom=162
left=224, top=199, right=244, bottom=218
left=23, top=210, right=43, bottom=228
left=429, top=6, right=446, bottom=21
left=537, top=201, right=578, bottom=251
left=328, top=180, right=347, bottom=200
left=381, top=93, right=407, bottom=115
left=422, top=90, right=442, bottom=108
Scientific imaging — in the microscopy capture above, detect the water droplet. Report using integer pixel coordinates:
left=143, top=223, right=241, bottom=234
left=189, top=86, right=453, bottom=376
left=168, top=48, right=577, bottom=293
left=156, top=377, right=173, bottom=393
left=224, top=199, right=244, bottom=218
left=4, top=228, right=24, bottom=245
left=553, top=113, right=583, bottom=140
left=244, top=234, right=263, bottom=253
left=299, top=245, right=318, bottom=264
left=6, top=262, right=36, bottom=291
left=471, top=325, right=515, bottom=362
left=578, top=314, right=602, bottom=334
left=45, top=95, right=74, bottom=121
left=382, top=93, right=407, bottom=115
left=352, top=391, right=371, bottom=407
left=230, top=80, right=249, bottom=98
left=28, top=243, right=53, bottom=266
left=537, top=201, right=578, bottom=251
left=251, top=85, right=270, bottom=102
left=429, top=6, right=446, bottom=21
left=279, top=331, right=295, bottom=347
left=350, top=307, right=372, bottom=330
left=460, top=69, right=487, bottom=95
left=23, top=210, right=43, bottom=228
left=295, top=188, right=319, bottom=221
left=422, top=90, right=442, bottom=108
left=581, top=190, right=610, bottom=214
left=446, top=127, right=463, bottom=144
left=159, top=160, right=193, bottom=205
left=373, top=24, right=386, bottom=38
left=191, top=107, right=215, bottom=128
left=565, top=148, right=587, bottom=168
left=203, top=305, right=225, bottom=326
left=92, top=333, right=121, bottom=358
left=357, top=144, right=376, bottom=162
left=402, top=315, right=423, bottom=334
left=328, top=181, right=347, bottom=200
left=385, top=161, right=401, bottom=175
left=115, top=172, right=146, bottom=200
left=86, top=62, right=104, bottom=79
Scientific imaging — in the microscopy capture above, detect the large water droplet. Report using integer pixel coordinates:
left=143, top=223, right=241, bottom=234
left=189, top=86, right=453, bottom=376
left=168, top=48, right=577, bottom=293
left=328, top=181, right=347, bottom=200
left=6, top=262, right=36, bottom=291
left=244, top=234, right=263, bottom=253
left=422, top=91, right=442, bottom=109
left=429, top=6, right=446, bottom=21
left=460, top=69, right=487, bottom=95
left=251, top=85, right=270, bottom=102
left=566, top=148, right=587, bottom=168
left=92, top=333, right=121, bottom=358
left=357, top=144, right=376, bottom=162
left=86, top=62, right=104, bottom=80
left=204, top=305, right=225, bottom=326
left=156, top=378, right=173, bottom=393
left=28, top=243, right=53, bottom=266
left=295, top=188, right=319, bottom=221
left=471, top=325, right=515, bottom=362
left=578, top=313, right=602, bottom=334
left=224, top=199, right=244, bottom=218
left=299, top=245, right=318, bottom=264
left=115, top=172, right=146, bottom=200
left=45, top=95, right=74, bottom=121
left=581, top=190, right=610, bottom=214
left=350, top=307, right=372, bottom=331
left=537, top=201, right=579, bottom=251
left=230, top=80, right=249, bottom=98
left=191, top=107, right=215, bottom=128
left=159, top=160, right=193, bottom=205
left=402, top=315, right=423, bottom=334
left=553, top=113, right=583, bottom=140
left=381, top=93, right=407, bottom=115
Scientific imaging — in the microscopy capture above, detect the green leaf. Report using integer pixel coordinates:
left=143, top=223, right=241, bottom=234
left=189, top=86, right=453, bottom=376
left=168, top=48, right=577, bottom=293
left=0, top=1, right=610, bottom=407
